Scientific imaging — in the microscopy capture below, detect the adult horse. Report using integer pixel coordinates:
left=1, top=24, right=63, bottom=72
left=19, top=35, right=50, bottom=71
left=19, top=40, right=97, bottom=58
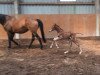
left=0, top=14, right=46, bottom=49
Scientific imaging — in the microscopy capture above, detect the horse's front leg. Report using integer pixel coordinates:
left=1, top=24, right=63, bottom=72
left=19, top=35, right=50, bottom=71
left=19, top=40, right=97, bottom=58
left=8, top=37, right=11, bottom=48
left=35, top=33, right=43, bottom=49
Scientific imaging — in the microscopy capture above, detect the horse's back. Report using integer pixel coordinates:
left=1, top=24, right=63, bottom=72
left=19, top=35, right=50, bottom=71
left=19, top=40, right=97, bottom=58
left=4, top=15, right=39, bottom=33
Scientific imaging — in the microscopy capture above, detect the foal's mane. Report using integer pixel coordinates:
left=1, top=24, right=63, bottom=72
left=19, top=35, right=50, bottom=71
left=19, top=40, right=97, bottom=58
left=55, top=24, right=63, bottom=31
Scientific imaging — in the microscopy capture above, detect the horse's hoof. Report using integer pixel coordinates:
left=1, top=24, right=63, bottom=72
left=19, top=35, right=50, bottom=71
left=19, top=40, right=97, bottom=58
left=40, top=47, right=43, bottom=50
left=40, top=46, right=43, bottom=50
left=18, top=44, right=21, bottom=47
left=8, top=46, right=11, bottom=48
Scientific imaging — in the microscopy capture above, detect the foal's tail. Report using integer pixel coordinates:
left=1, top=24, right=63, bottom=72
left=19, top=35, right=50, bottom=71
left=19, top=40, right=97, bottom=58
left=37, top=19, right=46, bottom=43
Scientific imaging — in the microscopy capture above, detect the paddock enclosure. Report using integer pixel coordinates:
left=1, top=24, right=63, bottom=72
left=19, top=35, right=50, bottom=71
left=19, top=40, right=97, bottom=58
left=0, top=0, right=100, bottom=75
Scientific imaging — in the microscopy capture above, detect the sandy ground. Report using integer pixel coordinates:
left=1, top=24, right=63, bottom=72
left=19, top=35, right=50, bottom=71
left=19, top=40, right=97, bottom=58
left=0, top=37, right=100, bottom=75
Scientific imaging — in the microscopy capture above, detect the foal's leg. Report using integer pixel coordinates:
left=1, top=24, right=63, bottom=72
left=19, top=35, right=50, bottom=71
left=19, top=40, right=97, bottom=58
left=54, top=37, right=60, bottom=48
left=50, top=37, right=59, bottom=48
left=73, top=39, right=82, bottom=54
left=64, top=40, right=72, bottom=54
left=50, top=41, right=54, bottom=48
left=28, top=34, right=35, bottom=48
left=55, top=41, right=59, bottom=48
left=35, top=33, right=43, bottom=49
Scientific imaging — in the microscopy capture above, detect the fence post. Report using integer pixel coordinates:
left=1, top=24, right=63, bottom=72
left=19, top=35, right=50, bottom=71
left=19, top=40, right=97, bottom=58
left=14, top=0, right=20, bottom=39
left=95, top=0, right=100, bottom=36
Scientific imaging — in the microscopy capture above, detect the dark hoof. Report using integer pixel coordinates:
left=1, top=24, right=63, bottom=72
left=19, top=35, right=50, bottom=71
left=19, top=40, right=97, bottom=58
left=28, top=46, right=31, bottom=49
left=8, top=46, right=11, bottom=48
left=18, top=44, right=21, bottom=47
left=40, top=46, right=43, bottom=50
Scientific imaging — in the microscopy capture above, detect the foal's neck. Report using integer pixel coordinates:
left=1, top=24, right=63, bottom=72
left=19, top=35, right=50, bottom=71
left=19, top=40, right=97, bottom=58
left=56, top=27, right=63, bottom=33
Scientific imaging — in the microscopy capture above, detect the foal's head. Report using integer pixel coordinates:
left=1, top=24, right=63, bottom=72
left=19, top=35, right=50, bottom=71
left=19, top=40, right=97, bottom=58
left=49, top=23, right=63, bottom=32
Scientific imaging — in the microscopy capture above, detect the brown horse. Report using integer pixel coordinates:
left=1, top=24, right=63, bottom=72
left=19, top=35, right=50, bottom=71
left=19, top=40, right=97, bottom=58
left=0, top=14, right=46, bottom=49
left=49, top=23, right=83, bottom=54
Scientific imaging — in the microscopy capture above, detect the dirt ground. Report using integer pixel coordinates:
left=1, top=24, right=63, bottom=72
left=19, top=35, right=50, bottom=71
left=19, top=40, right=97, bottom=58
left=0, top=37, right=100, bottom=75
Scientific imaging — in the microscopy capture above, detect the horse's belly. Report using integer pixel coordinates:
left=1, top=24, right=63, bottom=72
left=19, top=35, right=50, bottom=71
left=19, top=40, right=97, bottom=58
left=15, top=26, right=28, bottom=33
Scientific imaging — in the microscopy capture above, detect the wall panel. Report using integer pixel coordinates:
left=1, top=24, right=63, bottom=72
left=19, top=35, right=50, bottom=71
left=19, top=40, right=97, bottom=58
left=0, top=14, right=96, bottom=39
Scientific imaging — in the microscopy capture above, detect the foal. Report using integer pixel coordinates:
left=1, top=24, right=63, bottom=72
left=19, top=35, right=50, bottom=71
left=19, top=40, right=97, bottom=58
left=49, top=24, right=83, bottom=54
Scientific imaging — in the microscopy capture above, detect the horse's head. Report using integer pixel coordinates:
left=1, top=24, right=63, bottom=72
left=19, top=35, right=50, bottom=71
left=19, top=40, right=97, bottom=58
left=49, top=23, right=58, bottom=32
left=0, top=14, right=11, bottom=25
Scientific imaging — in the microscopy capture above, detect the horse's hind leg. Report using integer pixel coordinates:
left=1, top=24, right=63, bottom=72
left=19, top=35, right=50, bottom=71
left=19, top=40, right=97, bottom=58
left=28, top=34, right=35, bottom=48
left=7, top=32, right=19, bottom=48
left=35, top=33, right=43, bottom=49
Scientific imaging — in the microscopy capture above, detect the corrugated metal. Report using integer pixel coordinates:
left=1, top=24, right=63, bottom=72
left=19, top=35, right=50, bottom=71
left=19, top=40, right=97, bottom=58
left=59, top=5, right=75, bottom=14
left=20, top=5, right=95, bottom=14
left=76, top=0, right=94, bottom=2
left=20, top=5, right=59, bottom=14
left=75, top=5, right=95, bottom=14
left=0, top=0, right=13, bottom=2
left=0, top=0, right=95, bottom=14
left=21, top=0, right=95, bottom=3
left=20, top=0, right=58, bottom=2
left=0, top=4, right=14, bottom=14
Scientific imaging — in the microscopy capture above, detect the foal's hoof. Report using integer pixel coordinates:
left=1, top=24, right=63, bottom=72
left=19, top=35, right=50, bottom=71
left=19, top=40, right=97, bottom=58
left=79, top=51, right=82, bottom=55
left=50, top=46, right=53, bottom=48
left=57, top=47, right=59, bottom=49
left=64, top=51, right=69, bottom=54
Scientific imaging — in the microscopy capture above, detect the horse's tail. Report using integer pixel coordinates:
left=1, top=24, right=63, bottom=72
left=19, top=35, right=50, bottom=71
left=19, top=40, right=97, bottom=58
left=37, top=19, right=46, bottom=43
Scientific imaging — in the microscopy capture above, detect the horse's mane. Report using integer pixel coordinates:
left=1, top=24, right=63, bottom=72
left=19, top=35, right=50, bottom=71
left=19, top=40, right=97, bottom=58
left=0, top=14, right=12, bottom=25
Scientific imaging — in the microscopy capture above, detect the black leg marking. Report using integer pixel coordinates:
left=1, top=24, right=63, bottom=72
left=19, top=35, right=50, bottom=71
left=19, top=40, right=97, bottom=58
left=35, top=33, right=43, bottom=49
left=28, top=34, right=35, bottom=48
left=7, top=32, right=19, bottom=48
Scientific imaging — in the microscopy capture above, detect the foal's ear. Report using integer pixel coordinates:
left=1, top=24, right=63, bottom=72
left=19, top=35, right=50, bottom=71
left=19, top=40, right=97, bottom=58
left=54, top=23, right=57, bottom=25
